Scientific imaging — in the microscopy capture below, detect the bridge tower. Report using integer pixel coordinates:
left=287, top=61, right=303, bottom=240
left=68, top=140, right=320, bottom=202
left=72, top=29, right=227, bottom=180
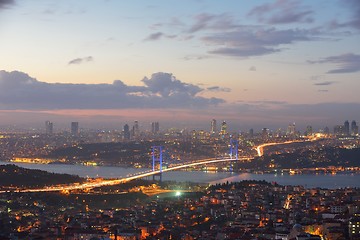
left=152, top=146, right=163, bottom=181
left=229, top=139, right=238, bottom=160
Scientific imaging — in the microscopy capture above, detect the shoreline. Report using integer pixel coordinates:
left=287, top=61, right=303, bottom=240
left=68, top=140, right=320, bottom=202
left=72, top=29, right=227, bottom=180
left=2, top=160, right=360, bottom=176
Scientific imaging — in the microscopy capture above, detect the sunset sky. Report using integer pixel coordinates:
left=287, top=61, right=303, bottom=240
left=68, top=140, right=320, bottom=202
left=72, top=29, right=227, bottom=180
left=0, top=0, right=359, bottom=131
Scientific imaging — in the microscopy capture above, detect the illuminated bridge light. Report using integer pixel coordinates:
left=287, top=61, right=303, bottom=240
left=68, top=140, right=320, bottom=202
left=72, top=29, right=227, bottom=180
left=12, top=139, right=325, bottom=194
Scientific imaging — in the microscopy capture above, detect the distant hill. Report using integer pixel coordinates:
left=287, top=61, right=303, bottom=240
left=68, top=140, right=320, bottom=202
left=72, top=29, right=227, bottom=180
left=0, top=164, right=84, bottom=188
left=236, top=147, right=360, bottom=170
left=46, top=141, right=158, bottom=166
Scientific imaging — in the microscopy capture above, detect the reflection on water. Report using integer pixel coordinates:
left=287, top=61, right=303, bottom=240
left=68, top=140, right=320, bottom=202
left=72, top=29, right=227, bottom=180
left=1, top=161, right=360, bottom=189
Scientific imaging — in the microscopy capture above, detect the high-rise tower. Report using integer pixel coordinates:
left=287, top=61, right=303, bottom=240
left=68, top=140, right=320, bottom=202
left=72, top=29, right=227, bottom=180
left=123, top=124, right=130, bottom=140
left=133, top=120, right=139, bottom=138
left=287, top=123, right=296, bottom=136
left=151, top=122, right=159, bottom=134
left=45, top=121, right=53, bottom=135
left=306, top=125, right=313, bottom=136
left=220, top=121, right=227, bottom=136
left=71, top=122, right=79, bottom=136
left=344, top=120, right=350, bottom=136
left=351, top=120, right=358, bottom=136
left=249, top=128, right=254, bottom=138
left=211, top=119, right=217, bottom=135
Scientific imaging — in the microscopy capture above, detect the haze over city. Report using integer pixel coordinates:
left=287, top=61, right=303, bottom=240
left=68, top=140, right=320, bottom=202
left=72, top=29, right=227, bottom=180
left=0, top=0, right=359, bottom=130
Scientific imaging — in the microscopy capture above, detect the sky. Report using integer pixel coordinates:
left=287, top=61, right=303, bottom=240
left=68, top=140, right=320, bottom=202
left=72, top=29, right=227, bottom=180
left=0, top=0, right=359, bottom=131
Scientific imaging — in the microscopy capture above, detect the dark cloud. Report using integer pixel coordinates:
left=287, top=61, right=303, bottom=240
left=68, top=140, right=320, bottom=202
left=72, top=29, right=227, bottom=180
left=188, top=13, right=215, bottom=33
left=0, top=0, right=14, bottom=9
left=318, top=89, right=329, bottom=92
left=330, top=0, right=360, bottom=30
left=308, top=53, right=360, bottom=74
left=141, top=72, right=202, bottom=97
left=144, top=32, right=164, bottom=41
left=313, top=81, right=336, bottom=86
left=144, top=32, right=178, bottom=41
left=203, top=27, right=315, bottom=57
left=206, top=86, right=231, bottom=92
left=248, top=0, right=313, bottom=24
left=249, top=66, right=256, bottom=71
left=209, top=47, right=279, bottom=57
left=247, top=100, right=287, bottom=105
left=187, top=13, right=237, bottom=33
left=0, top=70, right=224, bottom=110
left=146, top=8, right=325, bottom=58
left=68, top=56, right=93, bottom=65
left=148, top=14, right=236, bottom=37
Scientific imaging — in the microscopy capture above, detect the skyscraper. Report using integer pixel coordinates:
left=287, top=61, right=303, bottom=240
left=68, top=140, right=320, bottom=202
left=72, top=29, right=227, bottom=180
left=306, top=125, right=313, bottom=136
left=351, top=120, right=358, bottom=136
left=220, top=121, right=227, bottom=136
left=151, top=122, right=159, bottom=134
left=211, top=119, right=217, bottom=134
left=123, top=124, right=130, bottom=140
left=287, top=123, right=296, bottom=136
left=334, top=125, right=344, bottom=136
left=71, top=122, right=79, bottom=136
left=133, top=120, right=139, bottom=138
left=324, top=126, right=330, bottom=135
left=45, top=121, right=53, bottom=135
left=262, top=128, right=269, bottom=139
left=249, top=128, right=254, bottom=138
left=344, top=120, right=350, bottom=136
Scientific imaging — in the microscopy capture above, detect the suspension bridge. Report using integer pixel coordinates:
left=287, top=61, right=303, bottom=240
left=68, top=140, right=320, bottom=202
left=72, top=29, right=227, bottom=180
left=1, top=138, right=304, bottom=193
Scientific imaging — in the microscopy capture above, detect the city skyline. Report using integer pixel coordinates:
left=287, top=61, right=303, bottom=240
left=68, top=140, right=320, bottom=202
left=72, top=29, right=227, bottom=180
left=13, top=118, right=359, bottom=136
left=0, top=0, right=359, bottom=128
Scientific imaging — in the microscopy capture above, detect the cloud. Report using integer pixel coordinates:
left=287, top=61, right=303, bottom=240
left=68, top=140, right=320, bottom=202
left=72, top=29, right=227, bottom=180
left=149, top=13, right=238, bottom=38
left=144, top=32, right=178, bottom=41
left=247, top=100, right=287, bottom=105
left=187, top=13, right=237, bottom=33
left=141, top=72, right=202, bottom=97
left=144, top=32, right=164, bottom=41
left=309, top=75, right=324, bottom=81
left=308, top=53, right=360, bottom=73
left=183, top=55, right=210, bottom=61
left=0, top=0, right=14, bottom=9
left=313, top=81, right=336, bottom=86
left=0, top=70, right=225, bottom=110
left=188, top=13, right=215, bottom=33
left=248, top=0, right=313, bottom=24
left=206, top=86, right=231, bottom=92
left=202, top=27, right=315, bottom=57
left=1, top=76, right=360, bottom=130
left=146, top=9, right=325, bottom=58
left=249, top=66, right=256, bottom=71
left=68, top=56, right=93, bottom=65
left=329, top=0, right=360, bottom=30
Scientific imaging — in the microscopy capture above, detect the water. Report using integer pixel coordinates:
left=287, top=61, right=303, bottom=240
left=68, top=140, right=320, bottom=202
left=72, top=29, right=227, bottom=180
left=2, top=161, right=360, bottom=189
left=212, top=172, right=360, bottom=189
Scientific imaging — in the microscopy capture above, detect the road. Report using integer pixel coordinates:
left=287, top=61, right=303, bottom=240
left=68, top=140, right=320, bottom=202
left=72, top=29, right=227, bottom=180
left=255, top=140, right=303, bottom=157
left=3, top=137, right=322, bottom=193
left=255, top=135, right=322, bottom=157
left=4, top=157, right=251, bottom=193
